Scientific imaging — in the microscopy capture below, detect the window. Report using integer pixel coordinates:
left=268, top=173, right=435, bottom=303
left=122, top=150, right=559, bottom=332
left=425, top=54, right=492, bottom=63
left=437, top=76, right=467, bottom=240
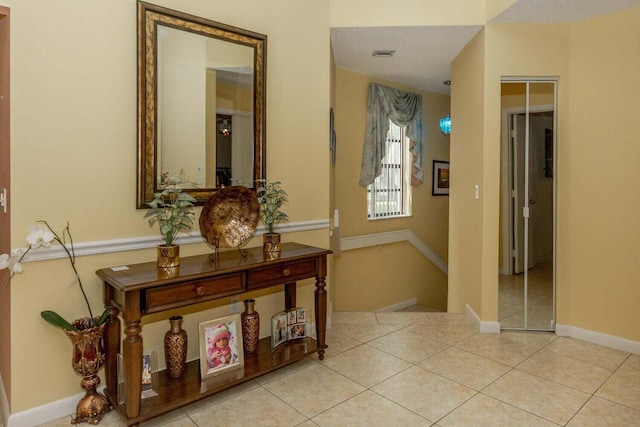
left=367, top=121, right=412, bottom=219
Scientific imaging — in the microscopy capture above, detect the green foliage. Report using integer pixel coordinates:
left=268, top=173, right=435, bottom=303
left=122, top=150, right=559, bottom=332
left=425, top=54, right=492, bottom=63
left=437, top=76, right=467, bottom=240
left=256, top=179, right=289, bottom=234
left=144, top=186, right=197, bottom=246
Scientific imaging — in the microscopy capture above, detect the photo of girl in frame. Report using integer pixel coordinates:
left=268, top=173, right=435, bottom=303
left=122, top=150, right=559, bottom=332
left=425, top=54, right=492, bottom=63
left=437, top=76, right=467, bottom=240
left=198, top=314, right=244, bottom=379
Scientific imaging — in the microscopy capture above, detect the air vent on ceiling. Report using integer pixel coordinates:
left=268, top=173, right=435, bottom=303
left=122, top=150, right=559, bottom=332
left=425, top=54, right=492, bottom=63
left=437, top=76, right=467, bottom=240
left=372, top=50, right=395, bottom=57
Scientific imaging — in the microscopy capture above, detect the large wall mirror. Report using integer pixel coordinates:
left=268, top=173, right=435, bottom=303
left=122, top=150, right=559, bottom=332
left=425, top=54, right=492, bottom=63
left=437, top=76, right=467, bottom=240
left=137, top=1, right=266, bottom=207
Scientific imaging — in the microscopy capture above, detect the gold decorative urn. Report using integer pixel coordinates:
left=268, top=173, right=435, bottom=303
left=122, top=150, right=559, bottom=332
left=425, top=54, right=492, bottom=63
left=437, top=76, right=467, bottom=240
left=63, top=323, right=111, bottom=424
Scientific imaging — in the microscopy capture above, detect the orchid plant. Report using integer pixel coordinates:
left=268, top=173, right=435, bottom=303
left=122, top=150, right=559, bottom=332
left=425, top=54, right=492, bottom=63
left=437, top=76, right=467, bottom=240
left=0, top=221, right=109, bottom=331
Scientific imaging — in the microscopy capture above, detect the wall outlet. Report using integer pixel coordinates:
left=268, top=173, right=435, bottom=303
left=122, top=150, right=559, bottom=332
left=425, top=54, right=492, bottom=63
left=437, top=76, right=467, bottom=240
left=230, top=297, right=240, bottom=313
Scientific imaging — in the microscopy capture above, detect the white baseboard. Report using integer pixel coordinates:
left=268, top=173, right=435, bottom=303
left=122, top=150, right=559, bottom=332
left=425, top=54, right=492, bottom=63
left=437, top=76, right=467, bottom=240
left=375, top=298, right=418, bottom=313
left=556, top=323, right=640, bottom=354
left=5, top=388, right=99, bottom=427
left=465, top=304, right=500, bottom=333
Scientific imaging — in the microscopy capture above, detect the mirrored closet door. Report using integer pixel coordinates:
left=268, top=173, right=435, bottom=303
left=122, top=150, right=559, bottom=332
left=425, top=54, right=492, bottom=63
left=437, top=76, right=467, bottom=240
left=499, top=79, right=557, bottom=331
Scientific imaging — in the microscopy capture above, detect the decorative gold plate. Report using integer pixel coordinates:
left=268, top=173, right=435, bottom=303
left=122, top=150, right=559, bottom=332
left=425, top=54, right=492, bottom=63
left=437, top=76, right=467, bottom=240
left=199, top=186, right=260, bottom=249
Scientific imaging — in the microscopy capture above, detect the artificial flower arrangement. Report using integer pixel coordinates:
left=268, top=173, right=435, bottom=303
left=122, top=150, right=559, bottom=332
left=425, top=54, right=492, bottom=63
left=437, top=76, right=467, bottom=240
left=256, top=179, right=289, bottom=235
left=0, top=221, right=108, bottom=331
left=144, top=184, right=197, bottom=247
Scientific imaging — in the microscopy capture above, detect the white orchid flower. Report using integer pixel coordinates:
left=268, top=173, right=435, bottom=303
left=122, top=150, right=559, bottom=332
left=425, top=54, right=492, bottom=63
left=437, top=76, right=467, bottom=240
left=0, top=253, right=9, bottom=270
left=26, top=224, right=55, bottom=249
left=0, top=250, right=26, bottom=275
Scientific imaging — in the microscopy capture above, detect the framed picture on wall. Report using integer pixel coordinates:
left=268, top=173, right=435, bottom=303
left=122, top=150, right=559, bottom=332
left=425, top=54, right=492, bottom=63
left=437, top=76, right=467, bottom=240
left=432, top=160, right=450, bottom=196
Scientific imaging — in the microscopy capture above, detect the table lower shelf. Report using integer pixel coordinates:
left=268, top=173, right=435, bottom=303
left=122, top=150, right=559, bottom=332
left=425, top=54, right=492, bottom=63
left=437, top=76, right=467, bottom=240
left=107, top=336, right=319, bottom=425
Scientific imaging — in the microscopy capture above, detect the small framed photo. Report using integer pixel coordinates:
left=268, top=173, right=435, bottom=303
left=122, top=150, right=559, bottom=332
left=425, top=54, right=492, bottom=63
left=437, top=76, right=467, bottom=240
left=271, top=311, right=288, bottom=349
left=117, top=350, right=159, bottom=404
left=199, top=314, right=244, bottom=380
left=287, top=310, right=297, bottom=325
left=296, top=308, right=306, bottom=323
left=288, top=323, right=307, bottom=340
left=432, top=160, right=450, bottom=196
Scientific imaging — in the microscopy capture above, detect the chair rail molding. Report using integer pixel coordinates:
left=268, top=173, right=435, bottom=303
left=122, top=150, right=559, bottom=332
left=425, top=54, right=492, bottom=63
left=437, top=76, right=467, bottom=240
left=339, top=229, right=448, bottom=275
left=14, top=219, right=330, bottom=262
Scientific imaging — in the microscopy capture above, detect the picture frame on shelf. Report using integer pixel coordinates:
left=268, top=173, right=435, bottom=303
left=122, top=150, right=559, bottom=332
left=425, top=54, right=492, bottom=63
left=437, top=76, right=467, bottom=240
left=272, top=307, right=308, bottom=348
left=198, top=314, right=244, bottom=380
left=271, top=311, right=288, bottom=349
left=117, top=350, right=159, bottom=404
left=432, top=160, right=450, bottom=196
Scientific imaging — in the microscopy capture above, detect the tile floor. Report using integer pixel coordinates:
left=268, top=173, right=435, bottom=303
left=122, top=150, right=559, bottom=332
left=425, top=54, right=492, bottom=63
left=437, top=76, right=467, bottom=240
left=4, top=308, right=640, bottom=426
left=499, top=260, right=554, bottom=330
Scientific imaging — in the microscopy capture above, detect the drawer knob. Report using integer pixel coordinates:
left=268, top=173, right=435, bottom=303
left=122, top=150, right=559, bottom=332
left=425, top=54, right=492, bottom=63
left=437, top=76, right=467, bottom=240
left=282, top=268, right=291, bottom=277
left=195, top=286, right=205, bottom=296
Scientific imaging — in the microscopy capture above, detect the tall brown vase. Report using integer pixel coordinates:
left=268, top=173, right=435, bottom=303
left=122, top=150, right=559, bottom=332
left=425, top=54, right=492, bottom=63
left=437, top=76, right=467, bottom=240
left=241, top=299, right=260, bottom=354
left=164, top=316, right=187, bottom=378
left=64, top=323, right=111, bottom=424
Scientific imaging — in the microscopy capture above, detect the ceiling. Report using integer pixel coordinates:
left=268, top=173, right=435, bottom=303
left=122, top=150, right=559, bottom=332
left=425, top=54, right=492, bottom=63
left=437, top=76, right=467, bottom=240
left=330, top=0, right=640, bottom=94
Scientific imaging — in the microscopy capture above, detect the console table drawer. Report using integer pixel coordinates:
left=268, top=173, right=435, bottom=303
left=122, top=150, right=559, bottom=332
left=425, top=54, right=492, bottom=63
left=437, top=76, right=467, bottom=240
left=247, top=259, right=317, bottom=288
left=145, top=274, right=244, bottom=313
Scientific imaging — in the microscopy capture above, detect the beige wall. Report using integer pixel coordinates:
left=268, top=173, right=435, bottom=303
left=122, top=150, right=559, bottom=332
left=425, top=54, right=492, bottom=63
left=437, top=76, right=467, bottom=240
left=333, top=68, right=449, bottom=312
left=450, top=8, right=640, bottom=342
left=5, top=0, right=329, bottom=413
left=448, top=29, right=486, bottom=314
left=558, top=9, right=640, bottom=340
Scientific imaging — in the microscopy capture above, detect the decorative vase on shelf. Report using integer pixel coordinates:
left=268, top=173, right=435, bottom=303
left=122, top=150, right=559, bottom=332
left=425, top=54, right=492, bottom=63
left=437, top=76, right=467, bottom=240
left=164, top=315, right=187, bottom=378
left=241, top=299, right=260, bottom=354
left=64, top=323, right=111, bottom=425
left=157, top=245, right=180, bottom=268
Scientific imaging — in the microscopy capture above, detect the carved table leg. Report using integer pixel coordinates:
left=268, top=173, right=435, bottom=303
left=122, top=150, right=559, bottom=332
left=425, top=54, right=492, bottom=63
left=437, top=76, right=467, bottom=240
left=124, top=291, right=143, bottom=418
left=103, top=305, right=120, bottom=400
left=314, top=275, right=327, bottom=360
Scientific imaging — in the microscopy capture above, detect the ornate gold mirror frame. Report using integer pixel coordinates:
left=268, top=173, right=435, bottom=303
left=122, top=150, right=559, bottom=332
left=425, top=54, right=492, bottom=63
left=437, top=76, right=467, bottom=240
left=137, top=1, right=266, bottom=207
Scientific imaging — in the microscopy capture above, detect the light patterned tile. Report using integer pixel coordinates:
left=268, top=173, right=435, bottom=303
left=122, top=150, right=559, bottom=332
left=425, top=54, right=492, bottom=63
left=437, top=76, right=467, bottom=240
left=331, top=312, right=377, bottom=324
left=141, top=410, right=195, bottom=427
left=424, top=312, right=475, bottom=326
left=568, top=396, right=640, bottom=426
left=483, top=369, right=590, bottom=425
left=188, top=386, right=306, bottom=426
left=330, top=322, right=403, bottom=343
left=312, top=390, right=431, bottom=427
left=544, top=337, right=629, bottom=370
left=39, top=410, right=130, bottom=427
left=455, top=331, right=556, bottom=366
left=596, top=355, right=640, bottom=410
left=255, top=358, right=318, bottom=385
left=368, top=328, right=449, bottom=363
left=420, top=347, right=511, bottom=390
left=439, top=393, right=557, bottom=427
left=372, top=366, right=476, bottom=423
left=517, top=349, right=612, bottom=393
left=182, top=381, right=260, bottom=414
left=375, top=311, right=431, bottom=325
left=404, top=323, right=478, bottom=346
left=263, top=363, right=365, bottom=418
left=296, top=421, right=319, bottom=427
left=322, top=344, right=412, bottom=387
left=308, top=328, right=362, bottom=360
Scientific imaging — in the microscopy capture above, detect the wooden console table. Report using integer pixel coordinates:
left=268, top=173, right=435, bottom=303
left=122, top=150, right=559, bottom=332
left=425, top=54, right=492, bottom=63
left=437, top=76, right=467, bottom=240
left=97, top=243, right=330, bottom=425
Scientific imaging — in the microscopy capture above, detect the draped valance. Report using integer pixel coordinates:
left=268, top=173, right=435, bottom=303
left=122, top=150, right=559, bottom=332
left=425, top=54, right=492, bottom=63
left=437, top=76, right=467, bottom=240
left=359, top=83, right=424, bottom=186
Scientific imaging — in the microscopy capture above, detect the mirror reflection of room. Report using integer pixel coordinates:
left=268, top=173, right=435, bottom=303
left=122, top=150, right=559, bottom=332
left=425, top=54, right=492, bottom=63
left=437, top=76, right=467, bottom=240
left=499, top=80, right=556, bottom=331
left=156, top=25, right=255, bottom=189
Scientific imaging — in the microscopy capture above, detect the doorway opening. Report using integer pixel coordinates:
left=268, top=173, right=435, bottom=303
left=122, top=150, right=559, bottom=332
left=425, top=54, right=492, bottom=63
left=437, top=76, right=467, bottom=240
left=499, top=79, right=557, bottom=331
